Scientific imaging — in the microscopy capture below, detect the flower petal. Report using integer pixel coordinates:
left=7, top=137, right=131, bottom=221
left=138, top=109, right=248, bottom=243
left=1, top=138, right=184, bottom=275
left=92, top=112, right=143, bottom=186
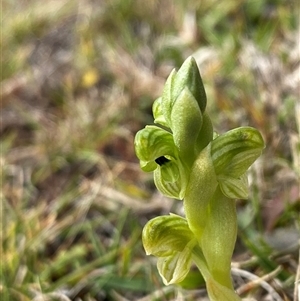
left=159, top=160, right=180, bottom=183
left=157, top=244, right=193, bottom=285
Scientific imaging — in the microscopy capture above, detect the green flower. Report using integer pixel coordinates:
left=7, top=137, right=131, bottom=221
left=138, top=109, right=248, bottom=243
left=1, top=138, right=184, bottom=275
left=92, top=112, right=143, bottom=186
left=184, top=126, right=265, bottom=237
left=134, top=125, right=176, bottom=173
left=142, top=214, right=197, bottom=284
left=211, top=126, right=265, bottom=199
left=134, top=125, right=189, bottom=199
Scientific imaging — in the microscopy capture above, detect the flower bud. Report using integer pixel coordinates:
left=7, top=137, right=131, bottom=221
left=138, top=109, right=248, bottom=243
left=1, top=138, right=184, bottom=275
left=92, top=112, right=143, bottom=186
left=173, top=57, right=207, bottom=113
left=161, top=57, right=207, bottom=130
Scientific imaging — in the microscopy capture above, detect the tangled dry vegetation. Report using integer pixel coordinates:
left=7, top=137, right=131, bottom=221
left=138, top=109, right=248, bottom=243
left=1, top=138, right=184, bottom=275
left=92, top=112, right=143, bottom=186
left=1, top=0, right=300, bottom=300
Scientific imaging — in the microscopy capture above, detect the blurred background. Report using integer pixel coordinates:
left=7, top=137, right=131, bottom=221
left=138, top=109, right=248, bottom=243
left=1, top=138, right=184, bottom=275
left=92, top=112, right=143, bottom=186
left=1, top=0, right=299, bottom=300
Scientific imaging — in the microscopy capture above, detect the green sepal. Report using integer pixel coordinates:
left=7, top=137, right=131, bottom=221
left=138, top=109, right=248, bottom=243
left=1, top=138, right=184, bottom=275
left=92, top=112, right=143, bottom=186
left=134, top=125, right=177, bottom=172
left=142, top=214, right=195, bottom=257
left=221, top=148, right=263, bottom=177
left=211, top=127, right=265, bottom=177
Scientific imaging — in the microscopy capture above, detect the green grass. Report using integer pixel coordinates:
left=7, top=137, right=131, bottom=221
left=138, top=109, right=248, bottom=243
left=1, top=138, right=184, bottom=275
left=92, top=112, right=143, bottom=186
left=1, top=0, right=299, bottom=300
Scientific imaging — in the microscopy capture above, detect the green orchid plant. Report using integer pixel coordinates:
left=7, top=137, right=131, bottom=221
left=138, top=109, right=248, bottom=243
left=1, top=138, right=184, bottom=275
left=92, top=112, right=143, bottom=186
left=134, top=57, right=265, bottom=301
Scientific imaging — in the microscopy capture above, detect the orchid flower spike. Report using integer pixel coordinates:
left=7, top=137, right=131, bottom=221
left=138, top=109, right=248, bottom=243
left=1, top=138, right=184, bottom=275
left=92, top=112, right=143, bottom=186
left=135, top=56, right=265, bottom=301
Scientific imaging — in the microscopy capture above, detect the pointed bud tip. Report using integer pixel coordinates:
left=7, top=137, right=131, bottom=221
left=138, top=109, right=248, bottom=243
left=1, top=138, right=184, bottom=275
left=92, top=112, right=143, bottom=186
left=176, top=56, right=207, bottom=113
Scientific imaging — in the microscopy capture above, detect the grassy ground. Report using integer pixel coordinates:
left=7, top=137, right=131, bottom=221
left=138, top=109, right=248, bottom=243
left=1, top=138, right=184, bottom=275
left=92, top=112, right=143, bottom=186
left=1, top=0, right=300, bottom=300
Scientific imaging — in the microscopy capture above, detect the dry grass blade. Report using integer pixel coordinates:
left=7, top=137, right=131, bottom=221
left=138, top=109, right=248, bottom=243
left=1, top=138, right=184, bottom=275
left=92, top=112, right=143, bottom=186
left=232, top=266, right=284, bottom=301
